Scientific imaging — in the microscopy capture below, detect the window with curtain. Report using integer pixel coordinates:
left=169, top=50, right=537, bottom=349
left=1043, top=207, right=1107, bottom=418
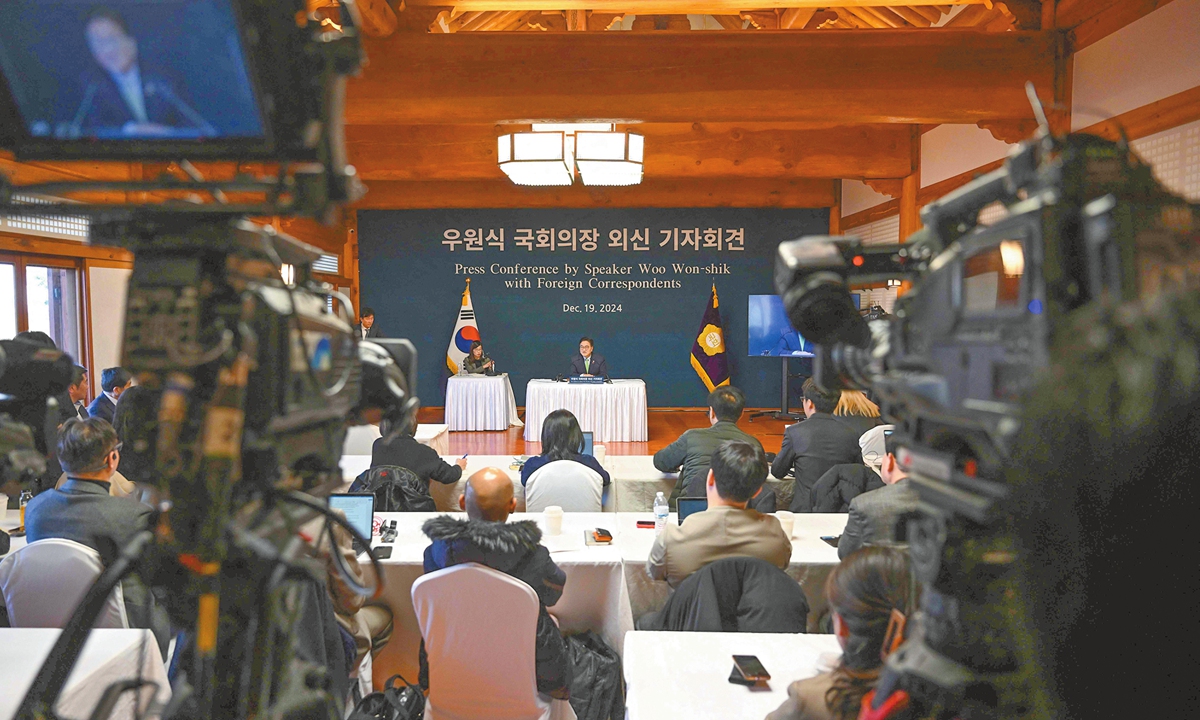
left=0, top=253, right=84, bottom=363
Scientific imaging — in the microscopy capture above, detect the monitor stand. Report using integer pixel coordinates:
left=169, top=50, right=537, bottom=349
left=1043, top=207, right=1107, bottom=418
left=750, top=357, right=804, bottom=422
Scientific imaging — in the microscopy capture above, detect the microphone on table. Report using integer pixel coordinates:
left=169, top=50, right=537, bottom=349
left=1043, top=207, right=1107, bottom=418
left=603, top=374, right=612, bottom=384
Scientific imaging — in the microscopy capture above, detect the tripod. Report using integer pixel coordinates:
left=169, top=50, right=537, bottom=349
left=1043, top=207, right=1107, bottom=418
left=750, top=356, right=810, bottom=421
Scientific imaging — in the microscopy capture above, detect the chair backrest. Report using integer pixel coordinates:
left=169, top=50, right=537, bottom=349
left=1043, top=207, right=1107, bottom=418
left=525, top=460, right=603, bottom=513
left=0, top=538, right=128, bottom=629
left=412, top=563, right=548, bottom=720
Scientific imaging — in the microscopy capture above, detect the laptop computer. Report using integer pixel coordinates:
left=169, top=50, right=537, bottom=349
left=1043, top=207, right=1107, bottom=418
left=580, top=431, right=594, bottom=457
left=328, top=493, right=375, bottom=556
left=677, top=497, right=708, bottom=525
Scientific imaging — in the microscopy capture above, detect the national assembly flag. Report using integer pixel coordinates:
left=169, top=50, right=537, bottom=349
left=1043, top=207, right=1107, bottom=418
left=691, top=284, right=730, bottom=392
left=446, top=278, right=481, bottom=374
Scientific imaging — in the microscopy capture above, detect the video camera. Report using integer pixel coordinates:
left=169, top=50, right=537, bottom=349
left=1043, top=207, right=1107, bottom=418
left=0, top=2, right=421, bottom=719
left=775, top=89, right=1199, bottom=718
left=0, top=338, right=75, bottom=493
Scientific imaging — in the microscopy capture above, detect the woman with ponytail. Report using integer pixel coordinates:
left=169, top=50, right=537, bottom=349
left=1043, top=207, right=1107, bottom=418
left=766, top=547, right=917, bottom=720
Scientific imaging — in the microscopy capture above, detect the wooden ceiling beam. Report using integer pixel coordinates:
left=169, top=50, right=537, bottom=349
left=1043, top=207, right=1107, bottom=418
left=780, top=8, right=818, bottom=28
left=834, top=8, right=873, bottom=26
left=348, top=31, right=1062, bottom=125
left=400, top=0, right=987, bottom=10
left=353, top=177, right=838, bottom=209
left=889, top=6, right=933, bottom=26
left=345, top=122, right=917, bottom=180
left=348, top=0, right=399, bottom=36
left=908, top=5, right=944, bottom=22
left=845, top=6, right=891, bottom=26
left=1069, top=0, right=1177, bottom=51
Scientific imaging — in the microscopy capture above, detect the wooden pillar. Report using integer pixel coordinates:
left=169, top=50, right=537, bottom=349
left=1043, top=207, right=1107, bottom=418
left=829, top=180, right=842, bottom=235
left=1041, top=0, right=1056, bottom=30
left=898, top=126, right=921, bottom=242
left=343, top=209, right=360, bottom=315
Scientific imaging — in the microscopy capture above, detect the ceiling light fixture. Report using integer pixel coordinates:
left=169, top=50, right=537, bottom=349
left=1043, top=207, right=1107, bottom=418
left=498, top=123, right=643, bottom=187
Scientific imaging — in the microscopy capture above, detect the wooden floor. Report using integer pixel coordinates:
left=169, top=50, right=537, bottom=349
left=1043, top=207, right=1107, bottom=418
left=416, top=407, right=795, bottom=456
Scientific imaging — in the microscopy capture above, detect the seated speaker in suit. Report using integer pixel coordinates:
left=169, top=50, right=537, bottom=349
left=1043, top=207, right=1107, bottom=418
left=771, top=378, right=863, bottom=513
left=569, top=336, right=608, bottom=377
left=462, top=340, right=496, bottom=375
left=87, top=366, right=133, bottom=425
left=646, top=440, right=791, bottom=588
left=838, top=430, right=919, bottom=560
left=23, top=417, right=171, bottom=655
left=75, top=7, right=212, bottom=139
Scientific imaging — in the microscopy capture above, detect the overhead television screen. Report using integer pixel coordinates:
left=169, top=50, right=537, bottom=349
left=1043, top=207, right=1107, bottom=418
left=748, top=294, right=812, bottom=357
left=0, top=0, right=263, bottom=143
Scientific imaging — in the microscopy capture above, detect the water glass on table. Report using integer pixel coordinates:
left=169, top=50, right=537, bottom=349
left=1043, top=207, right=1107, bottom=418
left=774, top=510, right=795, bottom=538
left=543, top=506, right=564, bottom=536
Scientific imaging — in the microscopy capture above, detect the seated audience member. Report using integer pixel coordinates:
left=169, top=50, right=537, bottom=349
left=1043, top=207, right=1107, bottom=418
left=810, top=425, right=891, bottom=513
left=648, top=440, right=791, bottom=588
left=87, top=366, right=133, bottom=424
left=421, top=468, right=571, bottom=698
left=23, top=418, right=171, bottom=655
left=67, top=365, right=90, bottom=421
left=653, top=386, right=763, bottom=504
left=766, top=547, right=916, bottom=720
left=771, top=379, right=863, bottom=513
left=371, top=415, right=467, bottom=488
left=832, top=390, right=883, bottom=438
left=749, top=484, right=777, bottom=513
left=302, top=511, right=393, bottom=668
left=838, top=430, right=918, bottom=559
left=521, top=409, right=611, bottom=488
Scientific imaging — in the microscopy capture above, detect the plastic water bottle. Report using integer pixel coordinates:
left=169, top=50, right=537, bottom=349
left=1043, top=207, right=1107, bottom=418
left=653, top=492, right=669, bottom=534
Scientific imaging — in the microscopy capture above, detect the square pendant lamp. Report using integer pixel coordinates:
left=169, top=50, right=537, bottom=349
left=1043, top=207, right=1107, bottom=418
left=497, top=124, right=644, bottom=187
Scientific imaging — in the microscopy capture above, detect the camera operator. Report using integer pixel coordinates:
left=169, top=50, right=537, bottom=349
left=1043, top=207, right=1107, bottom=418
left=1003, top=286, right=1200, bottom=719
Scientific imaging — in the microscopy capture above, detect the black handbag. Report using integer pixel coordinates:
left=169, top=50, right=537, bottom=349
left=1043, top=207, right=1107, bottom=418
left=348, top=673, right=425, bottom=720
left=351, top=466, right=437, bottom=513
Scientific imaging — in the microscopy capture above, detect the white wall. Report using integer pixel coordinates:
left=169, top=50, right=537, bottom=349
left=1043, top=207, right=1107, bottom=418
left=88, top=266, right=131, bottom=396
left=920, top=124, right=1014, bottom=187
left=841, top=179, right=891, bottom=216
left=1072, top=0, right=1200, bottom=129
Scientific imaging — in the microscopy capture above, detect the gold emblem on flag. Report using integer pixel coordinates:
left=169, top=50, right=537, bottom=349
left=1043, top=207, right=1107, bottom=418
left=700, top=324, right=725, bottom=355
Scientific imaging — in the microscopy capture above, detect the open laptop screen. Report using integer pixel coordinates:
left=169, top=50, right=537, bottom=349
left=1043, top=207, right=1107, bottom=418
left=328, top=493, right=374, bottom=541
left=580, top=431, right=594, bottom=457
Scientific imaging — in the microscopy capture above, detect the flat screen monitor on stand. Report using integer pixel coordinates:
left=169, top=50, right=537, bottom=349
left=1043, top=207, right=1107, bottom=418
left=746, top=294, right=860, bottom=421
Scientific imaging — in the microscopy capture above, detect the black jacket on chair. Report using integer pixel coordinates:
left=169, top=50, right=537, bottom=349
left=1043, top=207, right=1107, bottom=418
left=569, top=353, right=608, bottom=377
left=809, top=464, right=885, bottom=513
left=637, top=556, right=809, bottom=633
left=421, top=515, right=572, bottom=697
left=372, top=434, right=462, bottom=487
left=771, top=413, right=864, bottom=513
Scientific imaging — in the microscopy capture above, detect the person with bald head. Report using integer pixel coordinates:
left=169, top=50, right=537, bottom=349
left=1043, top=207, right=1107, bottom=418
left=420, top=468, right=572, bottom=698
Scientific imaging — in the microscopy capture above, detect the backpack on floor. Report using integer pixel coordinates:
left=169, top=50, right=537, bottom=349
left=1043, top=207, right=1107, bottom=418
left=350, top=466, right=437, bottom=513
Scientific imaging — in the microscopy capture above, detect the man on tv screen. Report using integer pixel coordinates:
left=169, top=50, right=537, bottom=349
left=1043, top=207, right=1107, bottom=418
left=74, top=6, right=213, bottom=138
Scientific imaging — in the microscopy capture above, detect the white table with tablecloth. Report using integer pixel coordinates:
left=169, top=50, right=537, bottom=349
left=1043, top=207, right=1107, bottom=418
left=605, top=455, right=797, bottom=511
left=523, top=380, right=648, bottom=443
left=0, top=628, right=170, bottom=720
left=343, top=424, right=450, bottom=457
left=623, top=631, right=841, bottom=720
left=362, top=510, right=846, bottom=687
left=364, top=511, right=634, bottom=689
left=339, top=455, right=615, bottom=512
left=445, top=374, right=524, bottom=431
left=608, top=512, right=847, bottom=633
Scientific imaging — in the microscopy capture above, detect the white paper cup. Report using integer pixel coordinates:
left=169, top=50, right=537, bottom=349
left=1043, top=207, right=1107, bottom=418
left=543, top=506, right=564, bottom=536
left=775, top=510, right=795, bottom=538
left=594, top=444, right=606, bottom=464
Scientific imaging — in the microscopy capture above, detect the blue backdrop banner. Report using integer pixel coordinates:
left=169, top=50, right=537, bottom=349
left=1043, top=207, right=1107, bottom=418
left=358, top=208, right=827, bottom=408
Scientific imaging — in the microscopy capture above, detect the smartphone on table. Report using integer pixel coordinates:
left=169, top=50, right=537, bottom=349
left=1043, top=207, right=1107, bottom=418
left=732, top=655, right=770, bottom=683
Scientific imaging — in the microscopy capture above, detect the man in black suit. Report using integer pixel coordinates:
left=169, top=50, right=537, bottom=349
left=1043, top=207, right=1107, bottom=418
left=569, top=336, right=608, bottom=377
left=75, top=7, right=211, bottom=139
left=355, top=306, right=382, bottom=340
left=770, top=378, right=862, bottom=512
left=87, top=367, right=133, bottom=424
left=23, top=418, right=171, bottom=654
left=838, top=431, right=919, bottom=559
left=67, top=365, right=90, bottom=421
